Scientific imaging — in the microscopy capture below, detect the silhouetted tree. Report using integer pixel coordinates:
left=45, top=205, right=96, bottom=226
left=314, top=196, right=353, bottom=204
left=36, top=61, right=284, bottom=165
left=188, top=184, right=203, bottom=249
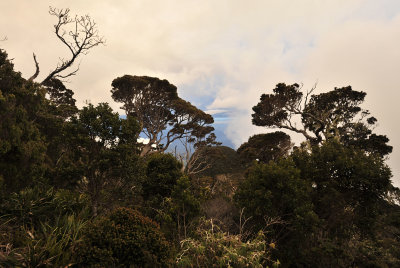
left=111, top=75, right=218, bottom=156
left=252, top=83, right=392, bottom=156
left=28, top=7, right=105, bottom=84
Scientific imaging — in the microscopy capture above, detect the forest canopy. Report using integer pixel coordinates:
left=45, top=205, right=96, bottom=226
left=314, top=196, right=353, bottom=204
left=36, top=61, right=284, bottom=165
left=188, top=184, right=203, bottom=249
left=1, top=6, right=399, bottom=268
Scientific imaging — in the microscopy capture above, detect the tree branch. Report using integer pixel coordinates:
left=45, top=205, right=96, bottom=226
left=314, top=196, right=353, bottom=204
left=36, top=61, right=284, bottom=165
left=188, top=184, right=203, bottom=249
left=28, top=53, right=40, bottom=82
left=41, top=7, right=105, bottom=84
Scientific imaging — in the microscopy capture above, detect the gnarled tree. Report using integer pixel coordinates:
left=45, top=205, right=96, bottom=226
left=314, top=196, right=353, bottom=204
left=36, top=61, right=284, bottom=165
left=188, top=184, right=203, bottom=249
left=252, top=83, right=392, bottom=157
left=28, top=7, right=105, bottom=84
left=111, top=75, right=218, bottom=156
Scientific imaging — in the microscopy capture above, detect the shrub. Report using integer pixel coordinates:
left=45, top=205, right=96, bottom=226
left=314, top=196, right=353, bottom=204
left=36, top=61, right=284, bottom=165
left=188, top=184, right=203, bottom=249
left=75, top=207, right=173, bottom=267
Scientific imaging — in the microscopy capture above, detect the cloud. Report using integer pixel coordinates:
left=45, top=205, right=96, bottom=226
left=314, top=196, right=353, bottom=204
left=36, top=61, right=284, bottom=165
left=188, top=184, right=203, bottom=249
left=298, top=14, right=400, bottom=187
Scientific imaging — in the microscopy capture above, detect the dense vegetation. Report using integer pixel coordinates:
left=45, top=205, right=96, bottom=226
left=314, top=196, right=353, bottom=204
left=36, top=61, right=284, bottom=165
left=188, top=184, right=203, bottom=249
left=1, top=7, right=399, bottom=267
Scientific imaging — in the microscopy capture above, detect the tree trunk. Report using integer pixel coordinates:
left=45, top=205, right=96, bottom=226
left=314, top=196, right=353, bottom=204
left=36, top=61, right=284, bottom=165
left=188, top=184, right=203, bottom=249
left=140, top=144, right=152, bottom=156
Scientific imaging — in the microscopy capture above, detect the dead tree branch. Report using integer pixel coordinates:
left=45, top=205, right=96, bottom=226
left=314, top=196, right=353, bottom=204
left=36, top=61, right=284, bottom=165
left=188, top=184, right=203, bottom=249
left=28, top=53, right=40, bottom=82
left=40, top=7, right=105, bottom=84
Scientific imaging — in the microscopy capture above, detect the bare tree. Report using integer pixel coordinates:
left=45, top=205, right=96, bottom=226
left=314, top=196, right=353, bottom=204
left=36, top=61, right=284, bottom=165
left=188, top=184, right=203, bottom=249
left=174, top=137, right=211, bottom=176
left=29, top=7, right=105, bottom=83
left=238, top=208, right=253, bottom=239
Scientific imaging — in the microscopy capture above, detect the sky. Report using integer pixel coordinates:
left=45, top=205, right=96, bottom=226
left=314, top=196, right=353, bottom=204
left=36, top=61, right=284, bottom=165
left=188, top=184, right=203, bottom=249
left=1, top=0, right=399, bottom=186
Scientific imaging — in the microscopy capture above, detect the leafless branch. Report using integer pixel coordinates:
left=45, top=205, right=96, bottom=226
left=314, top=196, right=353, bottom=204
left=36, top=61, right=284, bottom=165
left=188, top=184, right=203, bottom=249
left=28, top=53, right=40, bottom=82
left=56, top=61, right=81, bottom=79
left=304, top=81, right=317, bottom=108
left=239, top=208, right=253, bottom=239
left=172, top=137, right=211, bottom=175
left=187, top=152, right=211, bottom=176
left=40, top=7, right=105, bottom=84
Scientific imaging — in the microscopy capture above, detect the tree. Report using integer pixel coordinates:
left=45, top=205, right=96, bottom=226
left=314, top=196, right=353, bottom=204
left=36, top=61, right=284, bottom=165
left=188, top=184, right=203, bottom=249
left=41, top=78, right=78, bottom=118
left=289, top=140, right=395, bottom=266
left=111, top=75, right=218, bottom=156
left=237, top=131, right=292, bottom=164
left=234, top=159, right=317, bottom=260
left=252, top=83, right=392, bottom=156
left=0, top=49, right=47, bottom=193
left=143, top=153, right=183, bottom=200
left=1, top=8, right=104, bottom=187
left=168, top=176, right=201, bottom=240
left=174, top=135, right=221, bottom=176
left=29, top=7, right=105, bottom=84
left=142, top=153, right=183, bottom=220
left=292, top=140, right=392, bottom=236
left=235, top=139, right=396, bottom=265
left=60, top=103, right=141, bottom=215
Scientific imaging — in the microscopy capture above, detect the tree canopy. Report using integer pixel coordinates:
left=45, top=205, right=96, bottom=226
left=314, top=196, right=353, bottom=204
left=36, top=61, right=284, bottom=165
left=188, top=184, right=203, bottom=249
left=0, top=49, right=47, bottom=193
left=111, top=75, right=218, bottom=156
left=237, top=131, right=292, bottom=164
left=1, top=6, right=400, bottom=266
left=252, top=83, right=392, bottom=156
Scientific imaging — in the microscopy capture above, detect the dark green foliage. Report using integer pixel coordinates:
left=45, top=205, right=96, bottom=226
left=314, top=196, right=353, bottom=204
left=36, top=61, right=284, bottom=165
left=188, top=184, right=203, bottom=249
left=302, top=86, right=366, bottom=140
left=235, top=140, right=395, bottom=266
left=237, top=131, right=292, bottom=164
left=0, top=49, right=24, bottom=92
left=291, top=141, right=394, bottom=266
left=341, top=122, right=393, bottom=157
left=42, top=78, right=78, bottom=118
left=1, top=41, right=400, bottom=267
left=1, top=186, right=90, bottom=228
left=191, top=146, right=245, bottom=178
left=141, top=153, right=184, bottom=229
left=143, top=153, right=183, bottom=201
left=65, top=103, right=142, bottom=215
left=234, top=159, right=317, bottom=264
left=76, top=207, right=173, bottom=267
left=168, top=176, right=201, bottom=240
left=292, top=140, right=392, bottom=236
left=252, top=83, right=303, bottom=128
left=0, top=49, right=47, bottom=193
left=235, top=159, right=315, bottom=227
left=0, top=187, right=90, bottom=267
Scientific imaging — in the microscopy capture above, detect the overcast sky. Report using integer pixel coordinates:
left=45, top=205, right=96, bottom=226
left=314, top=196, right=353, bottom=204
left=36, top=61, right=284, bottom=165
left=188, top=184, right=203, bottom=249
left=1, top=0, right=399, bottom=186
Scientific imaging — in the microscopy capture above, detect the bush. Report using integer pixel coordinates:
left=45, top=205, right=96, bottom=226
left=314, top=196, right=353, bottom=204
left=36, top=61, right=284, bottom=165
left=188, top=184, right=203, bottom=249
left=143, top=153, right=183, bottom=201
left=75, top=207, right=173, bottom=267
left=176, top=219, right=279, bottom=267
